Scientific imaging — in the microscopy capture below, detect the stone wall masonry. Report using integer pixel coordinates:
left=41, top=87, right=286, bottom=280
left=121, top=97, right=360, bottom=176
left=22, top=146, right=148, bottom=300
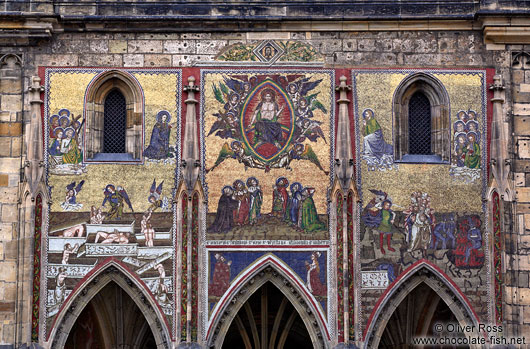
left=25, top=30, right=507, bottom=70
left=0, top=55, right=22, bottom=347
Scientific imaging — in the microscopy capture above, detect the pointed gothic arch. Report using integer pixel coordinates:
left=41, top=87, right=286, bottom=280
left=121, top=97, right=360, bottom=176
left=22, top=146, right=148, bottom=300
left=84, top=69, right=144, bottom=161
left=206, top=254, right=330, bottom=348
left=393, top=72, right=451, bottom=162
left=48, top=259, right=171, bottom=348
left=363, top=260, right=481, bottom=349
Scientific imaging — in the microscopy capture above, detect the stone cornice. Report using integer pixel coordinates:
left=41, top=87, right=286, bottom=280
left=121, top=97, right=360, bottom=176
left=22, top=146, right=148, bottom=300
left=481, top=17, right=530, bottom=44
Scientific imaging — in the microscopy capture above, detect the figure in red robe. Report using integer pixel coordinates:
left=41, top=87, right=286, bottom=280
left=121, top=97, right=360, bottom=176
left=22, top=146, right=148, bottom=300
left=305, top=251, right=327, bottom=297
left=233, top=179, right=250, bottom=225
left=209, top=254, right=232, bottom=297
left=271, top=177, right=289, bottom=217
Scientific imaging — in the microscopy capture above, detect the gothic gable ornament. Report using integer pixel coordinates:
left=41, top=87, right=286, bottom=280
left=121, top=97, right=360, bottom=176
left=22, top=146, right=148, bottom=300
left=214, top=40, right=323, bottom=66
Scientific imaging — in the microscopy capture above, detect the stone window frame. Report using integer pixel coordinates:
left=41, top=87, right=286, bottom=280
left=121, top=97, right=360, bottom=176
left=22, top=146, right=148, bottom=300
left=84, top=70, right=144, bottom=162
left=393, top=72, right=450, bottom=163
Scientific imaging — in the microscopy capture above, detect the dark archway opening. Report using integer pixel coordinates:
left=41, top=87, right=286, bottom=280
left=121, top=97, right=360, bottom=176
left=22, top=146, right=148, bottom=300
left=223, top=281, right=313, bottom=349
left=65, top=282, right=156, bottom=349
left=379, top=282, right=468, bottom=349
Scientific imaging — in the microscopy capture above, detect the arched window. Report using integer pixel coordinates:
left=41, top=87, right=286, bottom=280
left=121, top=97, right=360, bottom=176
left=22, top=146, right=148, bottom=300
left=84, top=70, right=144, bottom=162
left=393, top=73, right=450, bottom=163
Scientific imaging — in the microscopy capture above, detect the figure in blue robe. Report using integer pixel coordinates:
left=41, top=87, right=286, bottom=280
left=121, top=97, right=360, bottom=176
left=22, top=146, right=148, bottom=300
left=144, top=111, right=171, bottom=159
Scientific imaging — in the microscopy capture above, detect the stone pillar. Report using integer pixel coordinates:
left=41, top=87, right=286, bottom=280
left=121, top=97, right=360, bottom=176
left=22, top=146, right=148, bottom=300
left=180, top=76, right=200, bottom=346
left=182, top=75, right=200, bottom=192
left=511, top=51, right=530, bottom=338
left=0, top=54, right=23, bottom=347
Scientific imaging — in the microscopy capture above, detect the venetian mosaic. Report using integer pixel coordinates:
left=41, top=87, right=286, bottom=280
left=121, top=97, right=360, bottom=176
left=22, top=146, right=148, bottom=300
left=43, top=68, right=181, bottom=339
left=352, top=70, right=490, bottom=335
left=201, top=70, right=334, bottom=241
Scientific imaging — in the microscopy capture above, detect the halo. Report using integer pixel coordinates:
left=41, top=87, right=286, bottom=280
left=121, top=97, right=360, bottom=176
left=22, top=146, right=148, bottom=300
left=156, top=110, right=171, bottom=123
left=362, top=108, right=374, bottom=119
left=58, top=108, right=71, bottom=117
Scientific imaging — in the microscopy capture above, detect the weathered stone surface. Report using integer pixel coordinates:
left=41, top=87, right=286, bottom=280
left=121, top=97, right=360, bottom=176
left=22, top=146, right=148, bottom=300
left=144, top=54, right=171, bottom=67
left=515, top=103, right=530, bottom=116
left=79, top=54, right=123, bottom=67
left=163, top=40, right=196, bottom=54
left=196, top=40, right=228, bottom=55
left=0, top=205, right=17, bottom=223
left=128, top=40, right=163, bottom=53
left=0, top=95, right=22, bottom=113
left=123, top=54, right=144, bottom=67
left=515, top=116, right=530, bottom=135
left=35, top=54, right=79, bottom=66
left=108, top=40, right=128, bottom=54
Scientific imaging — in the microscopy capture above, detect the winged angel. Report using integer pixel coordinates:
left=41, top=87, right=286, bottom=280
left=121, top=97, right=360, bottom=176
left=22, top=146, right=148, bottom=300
left=207, top=74, right=329, bottom=174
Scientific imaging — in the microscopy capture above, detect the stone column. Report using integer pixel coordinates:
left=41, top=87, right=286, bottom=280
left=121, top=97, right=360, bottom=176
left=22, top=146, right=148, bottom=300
left=181, top=76, right=200, bottom=345
left=0, top=54, right=23, bottom=347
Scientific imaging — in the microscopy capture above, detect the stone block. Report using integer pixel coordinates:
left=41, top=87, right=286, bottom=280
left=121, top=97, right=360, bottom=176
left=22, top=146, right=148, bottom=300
left=0, top=95, right=21, bottom=112
left=1, top=204, right=17, bottom=223
left=342, top=39, right=357, bottom=51
left=486, top=43, right=505, bottom=51
left=520, top=272, right=530, bottom=288
left=519, top=255, right=530, bottom=271
left=0, top=78, right=21, bottom=94
left=2, top=240, right=16, bottom=261
left=403, top=53, right=441, bottom=65
left=0, top=123, right=21, bottom=137
left=357, top=39, right=376, bottom=52
left=10, top=137, right=20, bottom=157
left=515, top=173, right=525, bottom=186
left=0, top=187, right=17, bottom=204
left=518, top=139, right=530, bottom=158
left=515, top=103, right=530, bottom=116
left=35, top=54, right=79, bottom=66
left=163, top=40, right=196, bottom=54
left=525, top=71, right=530, bottom=84
left=514, top=159, right=530, bottom=172
left=0, top=224, right=12, bottom=241
left=514, top=70, right=525, bottom=85
left=513, top=84, right=530, bottom=103
left=0, top=138, right=10, bottom=157
left=524, top=305, right=530, bottom=324
left=108, top=40, right=127, bottom=54
left=0, top=262, right=15, bottom=282
left=85, top=33, right=112, bottom=40
left=0, top=111, right=9, bottom=123
left=0, top=175, right=7, bottom=187
left=196, top=40, right=228, bottom=55
left=113, top=33, right=135, bottom=40
left=514, top=116, right=530, bottom=135
left=517, top=188, right=530, bottom=203
left=144, top=54, right=171, bottom=67
left=89, top=40, right=109, bottom=54
left=79, top=54, right=122, bottom=67
left=520, top=288, right=530, bottom=305
left=127, top=40, right=163, bottom=53
left=123, top=54, right=144, bottom=67
left=171, top=55, right=195, bottom=67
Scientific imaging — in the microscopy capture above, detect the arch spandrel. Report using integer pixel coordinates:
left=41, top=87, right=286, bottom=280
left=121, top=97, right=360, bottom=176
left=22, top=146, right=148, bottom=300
left=48, top=259, right=172, bottom=348
left=206, top=254, right=330, bottom=348
left=363, top=260, right=482, bottom=349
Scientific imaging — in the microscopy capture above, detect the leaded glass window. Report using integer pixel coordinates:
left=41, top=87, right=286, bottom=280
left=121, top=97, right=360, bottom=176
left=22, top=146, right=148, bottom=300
left=103, top=89, right=126, bottom=153
left=408, top=92, right=431, bottom=155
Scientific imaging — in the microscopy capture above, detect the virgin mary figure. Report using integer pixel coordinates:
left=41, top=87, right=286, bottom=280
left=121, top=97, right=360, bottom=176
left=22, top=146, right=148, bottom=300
left=144, top=110, right=172, bottom=159
left=361, top=108, right=394, bottom=170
